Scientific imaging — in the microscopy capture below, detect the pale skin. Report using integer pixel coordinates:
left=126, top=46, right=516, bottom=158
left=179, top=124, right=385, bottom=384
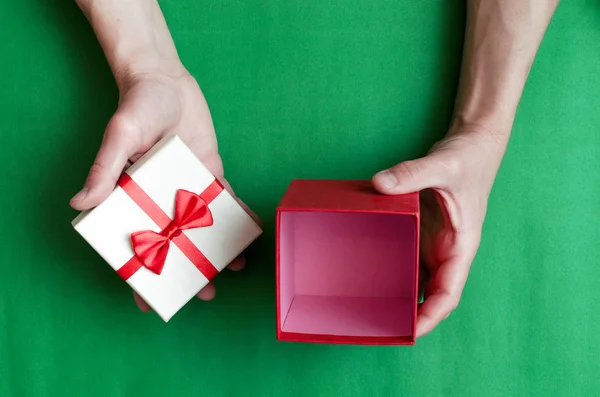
left=73, top=0, right=559, bottom=337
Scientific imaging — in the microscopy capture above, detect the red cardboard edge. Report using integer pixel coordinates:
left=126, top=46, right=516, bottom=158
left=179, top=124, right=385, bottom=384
left=413, top=208, right=420, bottom=342
left=275, top=209, right=282, bottom=342
left=277, top=331, right=415, bottom=346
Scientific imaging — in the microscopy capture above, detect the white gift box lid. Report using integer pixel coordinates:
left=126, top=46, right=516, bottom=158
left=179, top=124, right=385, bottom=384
left=72, top=134, right=262, bottom=321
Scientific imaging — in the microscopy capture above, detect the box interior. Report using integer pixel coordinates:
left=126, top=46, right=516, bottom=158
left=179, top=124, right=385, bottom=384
left=279, top=211, right=416, bottom=339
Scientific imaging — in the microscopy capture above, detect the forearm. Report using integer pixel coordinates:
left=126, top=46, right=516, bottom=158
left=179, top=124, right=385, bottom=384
left=76, top=0, right=184, bottom=87
left=452, top=0, right=559, bottom=140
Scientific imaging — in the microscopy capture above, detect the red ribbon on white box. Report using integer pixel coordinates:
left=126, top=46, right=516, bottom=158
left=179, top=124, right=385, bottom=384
left=115, top=173, right=223, bottom=281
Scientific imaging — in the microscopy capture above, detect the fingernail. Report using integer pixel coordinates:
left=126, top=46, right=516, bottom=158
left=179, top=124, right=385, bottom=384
left=71, top=187, right=89, bottom=203
left=376, top=171, right=397, bottom=189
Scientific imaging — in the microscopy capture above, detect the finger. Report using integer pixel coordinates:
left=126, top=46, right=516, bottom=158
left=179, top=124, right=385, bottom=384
left=372, top=157, right=443, bottom=195
left=133, top=291, right=151, bottom=312
left=197, top=283, right=216, bottom=301
left=416, top=254, right=472, bottom=337
left=70, top=115, right=139, bottom=211
left=416, top=291, right=459, bottom=337
left=227, top=255, right=246, bottom=271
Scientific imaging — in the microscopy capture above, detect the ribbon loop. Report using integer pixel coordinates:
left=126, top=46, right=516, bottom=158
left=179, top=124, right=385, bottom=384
left=173, top=189, right=214, bottom=230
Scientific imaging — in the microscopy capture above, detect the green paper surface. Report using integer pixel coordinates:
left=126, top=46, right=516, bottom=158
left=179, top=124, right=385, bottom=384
left=1, top=1, right=599, bottom=396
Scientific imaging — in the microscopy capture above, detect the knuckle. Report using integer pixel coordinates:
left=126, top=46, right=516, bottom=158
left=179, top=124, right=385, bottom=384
left=449, top=297, right=460, bottom=311
left=107, top=114, right=140, bottom=140
left=433, top=156, right=465, bottom=191
left=442, top=156, right=463, bottom=179
left=438, top=289, right=461, bottom=314
left=395, top=161, right=421, bottom=181
left=86, top=161, right=110, bottom=184
left=88, top=162, right=106, bottom=179
left=104, top=113, right=142, bottom=154
left=447, top=293, right=461, bottom=311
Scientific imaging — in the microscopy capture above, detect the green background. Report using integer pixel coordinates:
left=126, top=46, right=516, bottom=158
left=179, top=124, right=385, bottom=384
left=1, top=1, right=599, bottom=396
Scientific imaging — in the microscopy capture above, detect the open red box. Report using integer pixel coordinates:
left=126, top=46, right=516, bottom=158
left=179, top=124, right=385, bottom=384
left=276, top=180, right=420, bottom=345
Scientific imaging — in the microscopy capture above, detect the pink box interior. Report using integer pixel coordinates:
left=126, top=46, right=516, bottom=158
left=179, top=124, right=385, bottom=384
left=279, top=211, right=417, bottom=338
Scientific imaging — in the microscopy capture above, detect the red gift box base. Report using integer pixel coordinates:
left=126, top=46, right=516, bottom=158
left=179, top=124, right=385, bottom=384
left=276, top=180, right=420, bottom=345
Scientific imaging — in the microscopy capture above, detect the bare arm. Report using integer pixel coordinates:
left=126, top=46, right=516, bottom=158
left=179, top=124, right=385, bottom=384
left=73, top=0, right=252, bottom=309
left=373, top=0, right=559, bottom=337
left=75, top=0, right=185, bottom=87
left=453, top=0, right=560, bottom=141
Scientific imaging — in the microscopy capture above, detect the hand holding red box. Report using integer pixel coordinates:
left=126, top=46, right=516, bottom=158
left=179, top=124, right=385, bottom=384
left=371, top=128, right=501, bottom=338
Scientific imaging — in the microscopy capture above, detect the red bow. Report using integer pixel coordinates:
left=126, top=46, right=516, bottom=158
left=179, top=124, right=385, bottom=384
left=130, top=189, right=213, bottom=275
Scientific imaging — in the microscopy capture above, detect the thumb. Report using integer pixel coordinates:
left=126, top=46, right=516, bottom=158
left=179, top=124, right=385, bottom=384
left=372, top=157, right=442, bottom=195
left=70, top=115, right=138, bottom=211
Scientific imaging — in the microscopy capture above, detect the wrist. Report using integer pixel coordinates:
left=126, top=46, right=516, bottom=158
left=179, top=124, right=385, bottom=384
left=447, top=115, right=510, bottom=159
left=104, top=18, right=185, bottom=89
left=452, top=96, right=517, bottom=137
left=111, top=53, right=188, bottom=89
left=78, top=0, right=185, bottom=89
left=450, top=111, right=512, bottom=139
